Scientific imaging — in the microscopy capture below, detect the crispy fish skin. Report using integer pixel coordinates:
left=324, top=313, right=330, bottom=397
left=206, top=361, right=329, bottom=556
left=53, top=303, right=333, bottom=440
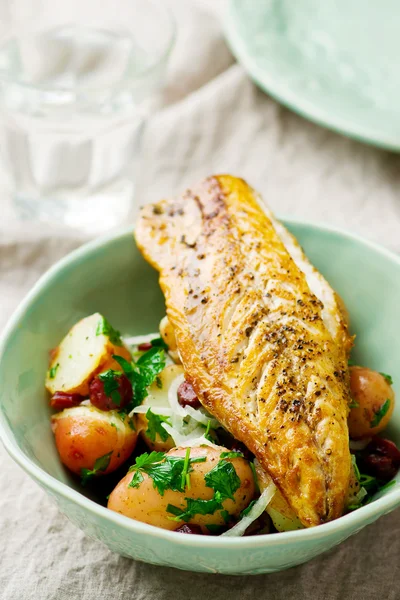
left=135, top=175, right=352, bottom=527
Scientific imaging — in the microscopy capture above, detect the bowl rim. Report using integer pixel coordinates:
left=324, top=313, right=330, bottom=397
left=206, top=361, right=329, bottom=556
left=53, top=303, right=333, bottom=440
left=1, top=218, right=400, bottom=549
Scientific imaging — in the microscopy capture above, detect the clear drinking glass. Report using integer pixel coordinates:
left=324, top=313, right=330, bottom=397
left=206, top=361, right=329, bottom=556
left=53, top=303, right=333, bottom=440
left=0, top=0, right=175, bottom=232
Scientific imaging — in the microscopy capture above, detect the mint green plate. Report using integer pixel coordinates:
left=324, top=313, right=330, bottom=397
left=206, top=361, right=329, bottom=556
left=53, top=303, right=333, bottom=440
left=0, top=221, right=400, bottom=575
left=225, top=1, right=400, bottom=151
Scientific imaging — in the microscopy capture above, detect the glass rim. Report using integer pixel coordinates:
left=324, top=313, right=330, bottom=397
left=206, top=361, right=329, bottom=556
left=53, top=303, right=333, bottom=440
left=0, top=0, right=176, bottom=95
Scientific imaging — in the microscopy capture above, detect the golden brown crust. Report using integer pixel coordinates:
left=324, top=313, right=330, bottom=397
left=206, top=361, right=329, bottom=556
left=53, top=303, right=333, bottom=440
left=135, top=175, right=352, bottom=527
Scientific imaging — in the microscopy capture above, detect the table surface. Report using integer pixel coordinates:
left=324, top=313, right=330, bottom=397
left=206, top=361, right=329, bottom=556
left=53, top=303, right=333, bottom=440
left=2, top=1, right=400, bottom=598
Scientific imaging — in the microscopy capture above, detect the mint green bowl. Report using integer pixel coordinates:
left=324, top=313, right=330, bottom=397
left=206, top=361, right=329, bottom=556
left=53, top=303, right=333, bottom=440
left=1, top=221, right=400, bottom=575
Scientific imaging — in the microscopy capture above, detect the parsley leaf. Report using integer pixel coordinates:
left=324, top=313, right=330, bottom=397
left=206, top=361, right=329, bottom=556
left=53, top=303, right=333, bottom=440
left=349, top=400, right=359, bottom=408
left=128, top=470, right=144, bottom=489
left=81, top=451, right=113, bottom=485
left=380, top=372, right=393, bottom=385
left=240, top=499, right=257, bottom=518
left=96, top=316, right=122, bottom=346
left=156, top=376, right=163, bottom=389
left=371, top=399, right=391, bottom=428
left=204, top=460, right=241, bottom=501
left=98, top=370, right=122, bottom=406
left=128, top=451, right=205, bottom=496
left=113, top=347, right=166, bottom=408
left=221, top=509, right=231, bottom=524
left=49, top=363, right=59, bottom=379
left=129, top=451, right=166, bottom=471
left=220, top=451, right=244, bottom=459
left=150, top=337, right=169, bottom=351
left=167, top=493, right=223, bottom=522
left=145, top=408, right=171, bottom=442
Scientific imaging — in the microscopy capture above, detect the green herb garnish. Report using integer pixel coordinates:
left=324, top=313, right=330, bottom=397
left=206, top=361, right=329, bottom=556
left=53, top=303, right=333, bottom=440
left=221, top=509, right=231, bottom=524
left=81, top=451, right=113, bottom=485
left=220, top=451, right=244, bottom=459
left=150, top=337, right=169, bottom=351
left=379, top=372, right=393, bottom=385
left=128, top=451, right=206, bottom=496
left=349, top=400, right=359, bottom=408
left=167, top=492, right=223, bottom=523
left=371, top=399, right=391, bottom=428
left=128, top=470, right=144, bottom=489
left=96, top=316, right=122, bottom=345
left=49, top=363, right=59, bottom=379
left=240, top=499, right=257, bottom=518
left=113, top=347, right=166, bottom=409
left=145, top=408, right=171, bottom=442
left=98, top=369, right=122, bottom=406
left=156, top=376, right=163, bottom=389
left=204, top=459, right=241, bottom=501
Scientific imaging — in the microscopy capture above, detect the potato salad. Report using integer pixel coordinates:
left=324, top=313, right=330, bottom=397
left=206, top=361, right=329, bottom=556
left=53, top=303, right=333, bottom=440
left=46, top=313, right=400, bottom=535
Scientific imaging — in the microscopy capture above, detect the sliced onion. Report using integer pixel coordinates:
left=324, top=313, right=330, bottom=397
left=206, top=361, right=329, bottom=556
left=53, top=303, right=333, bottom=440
left=221, top=480, right=277, bottom=537
left=167, top=374, right=187, bottom=417
left=123, top=333, right=159, bottom=347
left=130, top=405, right=173, bottom=416
left=350, top=439, right=370, bottom=451
left=355, top=486, right=368, bottom=504
left=161, top=422, right=220, bottom=448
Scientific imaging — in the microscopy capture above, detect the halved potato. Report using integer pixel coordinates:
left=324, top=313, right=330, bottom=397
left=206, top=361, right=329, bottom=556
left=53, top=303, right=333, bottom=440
left=137, top=363, right=184, bottom=452
left=46, top=313, right=131, bottom=396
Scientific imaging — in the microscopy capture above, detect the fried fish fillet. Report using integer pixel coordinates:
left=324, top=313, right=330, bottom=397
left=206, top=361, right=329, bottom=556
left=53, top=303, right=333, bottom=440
left=135, top=175, right=352, bottom=527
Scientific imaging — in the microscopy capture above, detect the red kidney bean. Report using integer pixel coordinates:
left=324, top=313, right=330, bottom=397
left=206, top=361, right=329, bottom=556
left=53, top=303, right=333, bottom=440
left=138, top=342, right=153, bottom=351
left=177, top=381, right=201, bottom=409
left=361, top=437, right=400, bottom=481
left=50, top=392, right=83, bottom=410
left=175, top=524, right=203, bottom=535
left=89, top=373, right=132, bottom=411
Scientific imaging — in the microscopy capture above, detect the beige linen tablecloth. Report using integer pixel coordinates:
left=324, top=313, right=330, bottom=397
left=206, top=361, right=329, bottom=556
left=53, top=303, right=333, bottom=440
left=1, top=2, right=400, bottom=598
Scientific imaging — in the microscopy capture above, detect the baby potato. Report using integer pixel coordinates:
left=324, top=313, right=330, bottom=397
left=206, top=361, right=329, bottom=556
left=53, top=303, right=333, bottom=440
left=108, top=445, right=255, bottom=532
left=136, top=363, right=183, bottom=452
left=348, top=366, right=395, bottom=439
left=46, top=313, right=131, bottom=396
left=51, top=405, right=137, bottom=476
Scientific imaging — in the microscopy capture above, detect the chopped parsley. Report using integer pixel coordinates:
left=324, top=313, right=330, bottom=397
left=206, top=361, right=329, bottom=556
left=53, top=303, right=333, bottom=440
left=129, top=470, right=144, bottom=489
left=167, top=456, right=242, bottom=523
left=150, top=337, right=169, bottom=351
left=128, top=450, right=206, bottom=496
left=379, top=372, right=393, bottom=385
left=81, top=451, right=113, bottom=485
left=145, top=408, right=171, bottom=442
left=202, top=420, right=214, bottom=442
left=156, top=376, right=163, bottom=389
left=221, top=509, right=231, bottom=524
left=113, top=347, right=166, bottom=409
left=98, top=369, right=122, bottom=406
left=167, top=493, right=223, bottom=523
left=220, top=451, right=244, bottom=459
left=204, top=459, right=241, bottom=501
left=349, top=399, right=359, bottom=409
left=349, top=453, right=397, bottom=511
left=49, top=363, right=59, bottom=379
left=240, top=499, right=257, bottom=518
left=371, top=399, right=391, bottom=428
left=96, top=316, right=122, bottom=346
